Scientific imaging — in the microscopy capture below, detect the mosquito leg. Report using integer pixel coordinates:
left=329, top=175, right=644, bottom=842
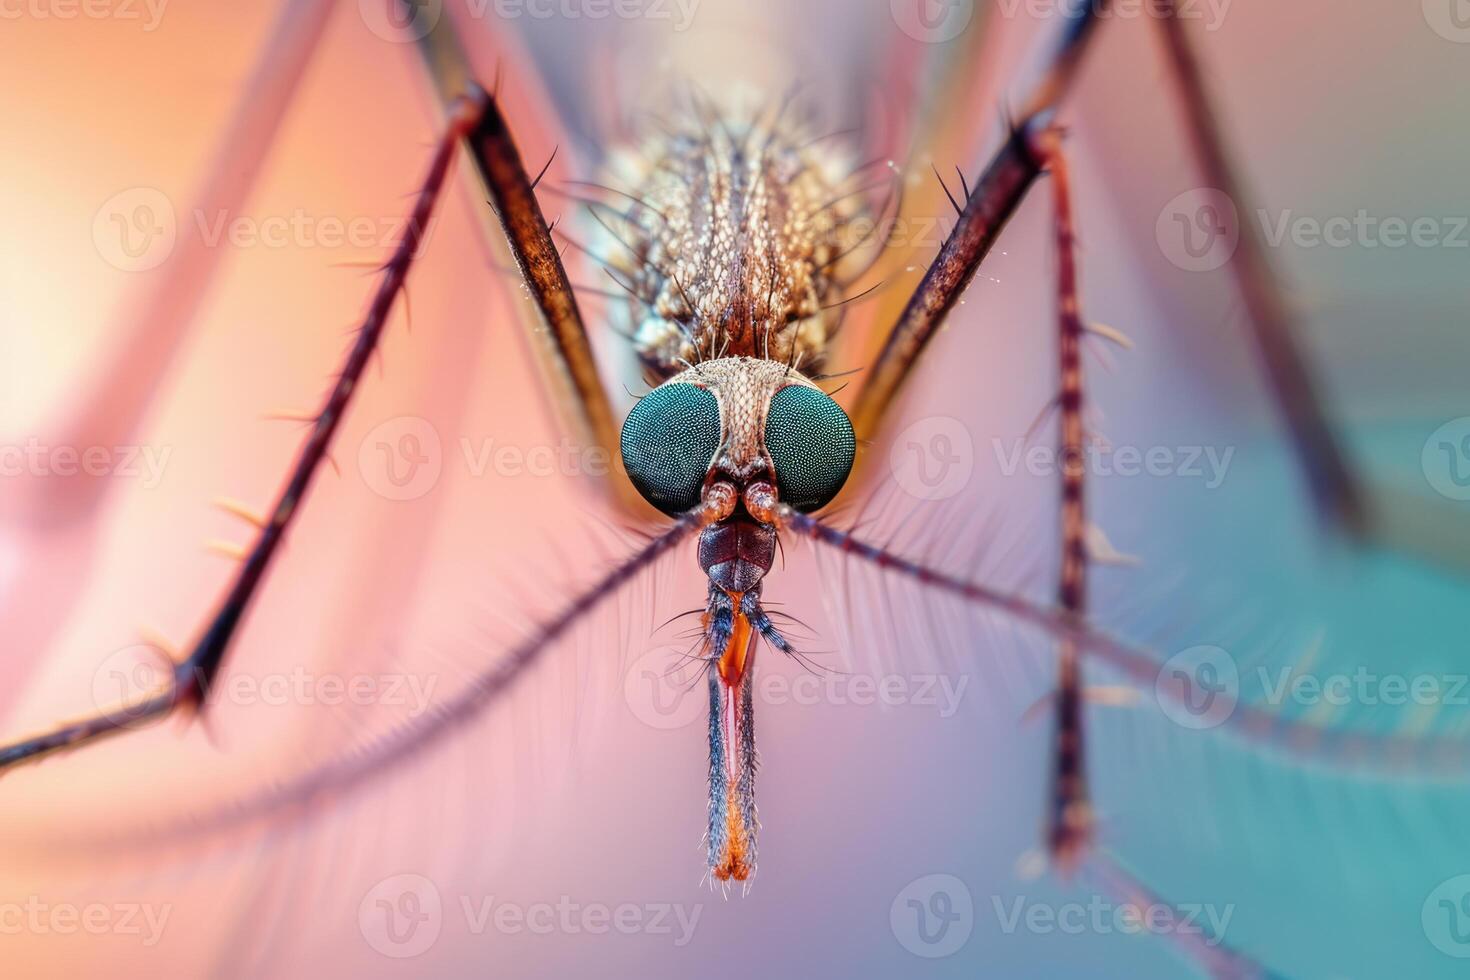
left=71, top=503, right=727, bottom=846
left=1036, top=132, right=1093, bottom=874
left=0, top=0, right=336, bottom=729
left=850, top=0, right=1110, bottom=439
left=774, top=505, right=1470, bottom=780
left=0, top=92, right=490, bottom=775
left=1086, top=851, right=1281, bottom=979
left=399, top=1, right=622, bottom=472
left=466, top=98, right=619, bottom=451
left=1154, top=0, right=1363, bottom=534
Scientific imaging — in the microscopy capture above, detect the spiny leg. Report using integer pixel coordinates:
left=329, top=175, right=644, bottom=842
left=772, top=503, right=1470, bottom=780
left=0, top=93, right=490, bottom=774
left=1037, top=132, right=1093, bottom=874
left=0, top=0, right=336, bottom=732
left=854, top=0, right=1369, bottom=561
left=22, top=480, right=1466, bottom=851
left=1085, top=850, right=1281, bottom=979
left=69, top=500, right=730, bottom=848
left=850, top=0, right=1109, bottom=439
left=402, top=0, right=624, bottom=479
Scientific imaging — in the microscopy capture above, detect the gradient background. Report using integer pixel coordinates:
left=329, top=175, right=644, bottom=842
left=1, top=1, right=1469, bottom=977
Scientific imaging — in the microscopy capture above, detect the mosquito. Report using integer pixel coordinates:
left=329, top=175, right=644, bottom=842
left=2, top=2, right=1463, bottom=975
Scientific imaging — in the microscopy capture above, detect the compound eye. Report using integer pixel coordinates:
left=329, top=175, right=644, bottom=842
left=762, top=384, right=855, bottom=513
left=620, top=383, right=722, bottom=514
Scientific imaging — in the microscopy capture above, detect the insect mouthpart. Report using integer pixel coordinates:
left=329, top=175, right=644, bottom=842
left=697, top=504, right=777, bottom=594
left=693, top=481, right=793, bottom=886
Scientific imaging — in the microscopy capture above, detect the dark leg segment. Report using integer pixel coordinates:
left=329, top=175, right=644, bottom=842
left=851, top=0, right=1110, bottom=438
left=1039, top=134, right=1093, bottom=873
left=404, top=0, right=620, bottom=459
left=0, top=93, right=490, bottom=773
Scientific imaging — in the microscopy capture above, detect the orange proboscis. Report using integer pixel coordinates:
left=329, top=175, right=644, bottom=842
left=717, top=592, right=751, bottom=689
left=712, top=590, right=754, bottom=881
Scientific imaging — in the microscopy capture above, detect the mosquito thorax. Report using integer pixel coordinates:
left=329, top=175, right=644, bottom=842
left=602, top=109, right=872, bottom=379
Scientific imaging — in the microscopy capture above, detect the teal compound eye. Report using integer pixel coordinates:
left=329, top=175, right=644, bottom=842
left=762, top=384, right=856, bottom=513
left=620, top=383, right=722, bottom=515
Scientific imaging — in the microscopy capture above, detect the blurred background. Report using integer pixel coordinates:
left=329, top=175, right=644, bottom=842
left=1, top=1, right=1468, bottom=976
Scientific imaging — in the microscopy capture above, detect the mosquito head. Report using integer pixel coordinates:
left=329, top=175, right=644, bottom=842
left=620, top=354, right=855, bottom=514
